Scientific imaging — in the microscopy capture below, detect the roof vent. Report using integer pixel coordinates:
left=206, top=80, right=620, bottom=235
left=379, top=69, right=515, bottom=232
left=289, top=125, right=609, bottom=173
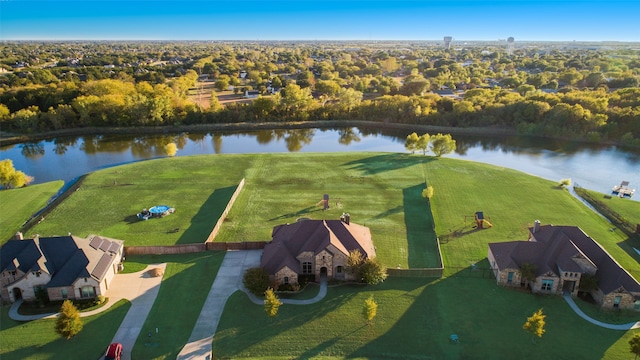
left=533, top=220, right=541, bottom=233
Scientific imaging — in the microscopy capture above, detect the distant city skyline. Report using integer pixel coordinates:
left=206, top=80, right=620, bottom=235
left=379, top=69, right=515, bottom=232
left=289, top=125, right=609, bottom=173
left=1, top=0, right=639, bottom=42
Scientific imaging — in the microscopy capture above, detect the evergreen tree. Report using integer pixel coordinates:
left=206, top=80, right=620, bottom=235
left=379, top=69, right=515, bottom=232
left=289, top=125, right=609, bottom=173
left=55, top=300, right=83, bottom=339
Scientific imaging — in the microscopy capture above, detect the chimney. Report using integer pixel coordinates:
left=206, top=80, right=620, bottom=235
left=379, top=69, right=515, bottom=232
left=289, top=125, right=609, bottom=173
left=533, top=220, right=541, bottom=233
left=14, top=232, right=23, bottom=240
left=345, top=213, right=350, bottom=225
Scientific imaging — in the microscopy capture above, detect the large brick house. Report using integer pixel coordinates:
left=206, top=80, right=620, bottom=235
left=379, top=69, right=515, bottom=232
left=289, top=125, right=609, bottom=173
left=488, top=221, right=640, bottom=310
left=0, top=234, right=124, bottom=303
left=261, top=219, right=376, bottom=288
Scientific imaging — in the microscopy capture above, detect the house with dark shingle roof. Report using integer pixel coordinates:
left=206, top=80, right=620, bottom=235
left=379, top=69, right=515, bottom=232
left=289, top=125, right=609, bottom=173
left=0, top=234, right=124, bottom=303
left=261, top=219, right=376, bottom=288
left=488, top=221, right=640, bottom=310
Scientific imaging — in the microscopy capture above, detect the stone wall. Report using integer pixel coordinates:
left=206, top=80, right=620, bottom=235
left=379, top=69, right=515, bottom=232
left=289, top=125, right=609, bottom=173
left=274, top=266, right=298, bottom=289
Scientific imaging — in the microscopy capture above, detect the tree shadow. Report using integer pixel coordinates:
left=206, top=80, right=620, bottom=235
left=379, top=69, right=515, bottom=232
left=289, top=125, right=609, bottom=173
left=268, top=206, right=322, bottom=222
left=403, top=184, right=440, bottom=268
left=371, top=205, right=403, bottom=220
left=176, top=185, right=237, bottom=244
left=342, top=153, right=434, bottom=175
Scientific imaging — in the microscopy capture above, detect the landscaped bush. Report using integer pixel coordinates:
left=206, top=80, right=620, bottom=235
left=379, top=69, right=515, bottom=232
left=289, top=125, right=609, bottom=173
left=243, top=267, right=270, bottom=296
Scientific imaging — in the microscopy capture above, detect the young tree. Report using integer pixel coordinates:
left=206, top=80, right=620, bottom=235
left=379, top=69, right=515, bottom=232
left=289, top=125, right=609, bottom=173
left=363, top=296, right=378, bottom=325
left=164, top=143, right=177, bottom=157
left=429, top=133, right=457, bottom=157
left=559, top=178, right=571, bottom=188
left=55, top=300, right=83, bottom=339
left=422, top=185, right=434, bottom=200
left=519, top=262, right=537, bottom=288
left=264, top=287, right=282, bottom=318
left=522, top=308, right=546, bottom=342
left=416, top=133, right=430, bottom=155
left=209, top=93, right=222, bottom=112
left=629, top=334, right=640, bottom=360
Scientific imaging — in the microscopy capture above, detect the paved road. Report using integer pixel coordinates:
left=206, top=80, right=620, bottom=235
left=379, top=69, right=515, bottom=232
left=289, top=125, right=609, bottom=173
left=563, top=293, right=640, bottom=330
left=177, top=250, right=262, bottom=360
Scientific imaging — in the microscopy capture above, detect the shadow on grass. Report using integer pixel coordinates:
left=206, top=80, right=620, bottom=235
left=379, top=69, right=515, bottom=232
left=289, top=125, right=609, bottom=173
left=342, top=153, right=434, bottom=175
left=350, top=273, right=627, bottom=360
left=268, top=206, right=323, bottom=222
left=617, top=235, right=640, bottom=265
left=371, top=205, right=403, bottom=220
left=176, top=185, right=237, bottom=244
left=403, top=184, right=440, bottom=268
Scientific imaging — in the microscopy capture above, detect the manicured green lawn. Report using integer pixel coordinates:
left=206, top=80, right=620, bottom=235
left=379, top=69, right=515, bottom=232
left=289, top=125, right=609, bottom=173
left=0, top=300, right=130, bottom=360
left=0, top=180, right=63, bottom=244
left=423, top=157, right=640, bottom=279
left=582, top=188, right=640, bottom=226
left=25, top=153, right=440, bottom=268
left=26, top=155, right=251, bottom=246
left=213, top=277, right=634, bottom=359
left=130, top=251, right=225, bottom=360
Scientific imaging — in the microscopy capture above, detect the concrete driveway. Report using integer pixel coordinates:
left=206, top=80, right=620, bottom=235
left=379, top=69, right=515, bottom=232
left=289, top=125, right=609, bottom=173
left=108, top=263, right=167, bottom=360
left=177, top=250, right=262, bottom=360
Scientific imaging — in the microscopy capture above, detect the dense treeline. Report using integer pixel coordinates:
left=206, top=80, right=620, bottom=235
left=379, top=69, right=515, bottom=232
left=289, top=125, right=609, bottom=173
left=1, top=41, right=639, bottom=146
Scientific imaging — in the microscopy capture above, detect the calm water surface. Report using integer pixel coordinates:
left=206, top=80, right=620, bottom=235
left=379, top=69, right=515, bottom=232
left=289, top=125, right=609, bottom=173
left=1, top=127, right=638, bottom=200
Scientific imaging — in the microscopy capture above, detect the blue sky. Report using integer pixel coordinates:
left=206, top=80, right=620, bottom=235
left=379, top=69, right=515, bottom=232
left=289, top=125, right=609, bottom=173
left=1, top=0, right=639, bottom=41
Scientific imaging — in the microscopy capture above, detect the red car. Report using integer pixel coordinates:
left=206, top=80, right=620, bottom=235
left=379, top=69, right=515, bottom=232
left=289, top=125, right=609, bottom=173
left=105, top=343, right=122, bottom=360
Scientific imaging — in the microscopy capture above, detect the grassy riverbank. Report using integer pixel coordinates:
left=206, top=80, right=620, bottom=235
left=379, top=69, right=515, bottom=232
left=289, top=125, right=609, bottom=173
left=0, top=181, right=63, bottom=245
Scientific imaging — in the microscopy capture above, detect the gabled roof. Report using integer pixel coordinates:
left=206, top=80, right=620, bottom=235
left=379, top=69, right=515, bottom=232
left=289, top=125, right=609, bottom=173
left=0, top=235, right=123, bottom=288
left=262, top=220, right=375, bottom=275
left=490, top=224, right=640, bottom=296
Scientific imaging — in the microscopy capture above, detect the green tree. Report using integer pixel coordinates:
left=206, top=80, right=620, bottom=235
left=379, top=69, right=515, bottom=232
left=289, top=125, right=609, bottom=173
left=416, top=133, right=430, bottom=155
left=522, top=308, right=546, bottom=342
left=363, top=296, right=378, bottom=324
left=264, top=288, right=282, bottom=318
left=405, top=132, right=419, bottom=154
left=55, top=300, right=83, bottom=339
left=359, top=258, right=388, bottom=285
left=278, top=83, right=314, bottom=119
left=214, top=76, right=230, bottom=91
left=559, top=178, right=571, bottom=188
left=422, top=185, right=434, bottom=200
left=629, top=334, right=640, bottom=360
left=520, top=262, right=537, bottom=288
left=346, top=249, right=364, bottom=276
left=209, top=93, right=222, bottom=112
left=243, top=267, right=270, bottom=296
left=429, top=133, right=457, bottom=157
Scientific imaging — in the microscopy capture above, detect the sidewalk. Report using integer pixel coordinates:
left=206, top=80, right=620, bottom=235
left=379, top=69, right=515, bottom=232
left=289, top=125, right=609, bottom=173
left=563, top=293, right=640, bottom=330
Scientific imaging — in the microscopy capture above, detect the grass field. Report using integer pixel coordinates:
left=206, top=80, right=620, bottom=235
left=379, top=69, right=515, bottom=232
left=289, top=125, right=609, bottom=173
left=130, top=252, right=225, bottom=359
left=0, top=180, right=63, bottom=244
left=0, top=300, right=130, bottom=360
left=26, top=153, right=440, bottom=268
left=582, top=188, right=640, bottom=226
left=8, top=153, right=640, bottom=359
left=213, top=277, right=636, bottom=360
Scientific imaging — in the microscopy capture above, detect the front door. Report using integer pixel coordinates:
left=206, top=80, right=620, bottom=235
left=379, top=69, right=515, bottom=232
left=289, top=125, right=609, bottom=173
left=563, top=280, right=576, bottom=293
left=12, top=287, right=22, bottom=301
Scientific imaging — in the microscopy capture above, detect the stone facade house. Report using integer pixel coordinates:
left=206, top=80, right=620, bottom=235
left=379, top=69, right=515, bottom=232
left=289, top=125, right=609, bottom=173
left=488, top=221, right=640, bottom=310
left=261, top=219, right=376, bottom=288
left=0, top=234, right=124, bottom=303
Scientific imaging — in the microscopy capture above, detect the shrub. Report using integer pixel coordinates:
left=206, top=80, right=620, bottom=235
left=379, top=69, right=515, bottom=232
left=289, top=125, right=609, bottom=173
left=243, top=267, right=270, bottom=296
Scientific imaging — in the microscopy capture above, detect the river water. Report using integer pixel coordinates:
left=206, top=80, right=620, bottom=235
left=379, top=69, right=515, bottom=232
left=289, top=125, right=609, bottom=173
left=1, top=127, right=638, bottom=200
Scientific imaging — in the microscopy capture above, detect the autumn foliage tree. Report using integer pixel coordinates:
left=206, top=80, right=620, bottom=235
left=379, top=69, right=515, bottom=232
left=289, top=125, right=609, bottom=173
left=264, top=288, right=282, bottom=319
left=55, top=300, right=83, bottom=339
left=363, top=296, right=378, bottom=325
left=0, top=159, right=33, bottom=189
left=523, top=308, right=546, bottom=342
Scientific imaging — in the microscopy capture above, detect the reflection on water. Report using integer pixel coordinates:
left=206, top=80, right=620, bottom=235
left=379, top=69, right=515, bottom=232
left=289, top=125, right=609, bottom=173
left=1, top=127, right=639, bottom=200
